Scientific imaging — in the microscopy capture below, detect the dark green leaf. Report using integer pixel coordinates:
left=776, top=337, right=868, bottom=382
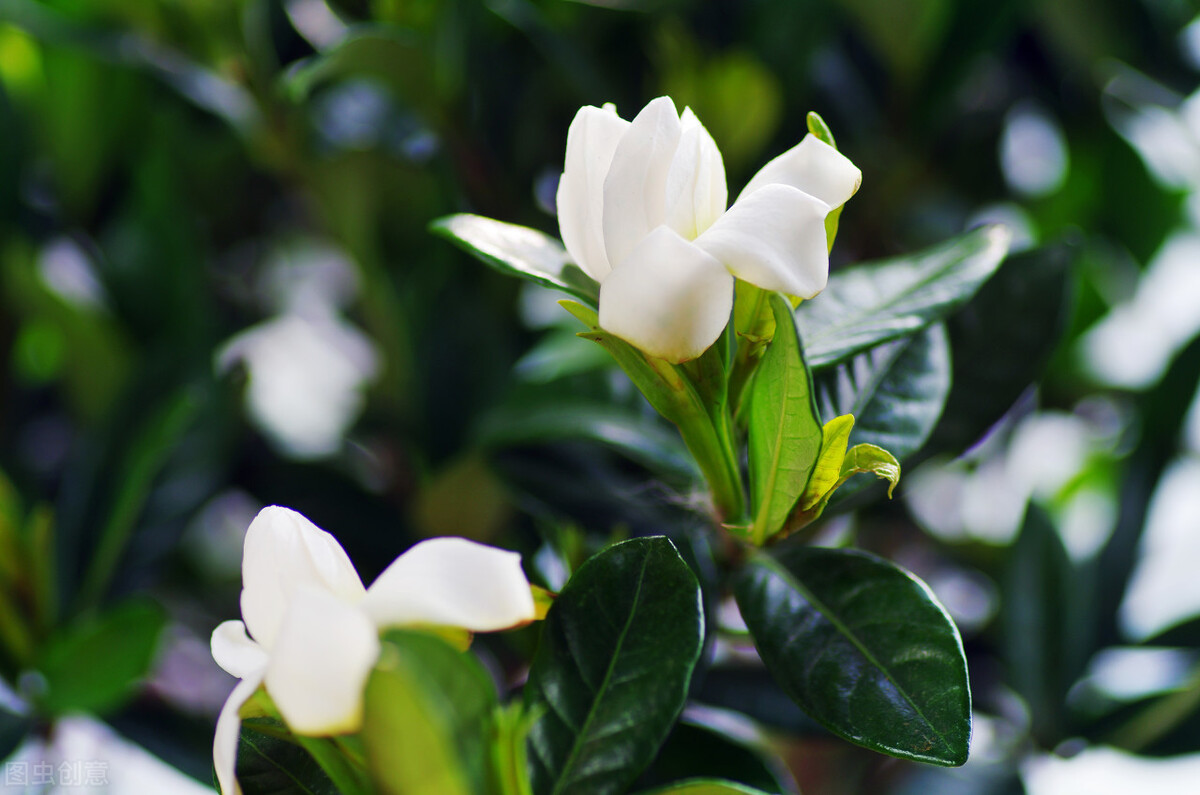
left=431, top=214, right=600, bottom=304
left=735, top=546, right=971, bottom=766
left=746, top=294, right=823, bottom=543
left=37, top=597, right=166, bottom=716
left=920, top=240, right=1075, bottom=461
left=362, top=631, right=498, bottom=795
left=815, top=323, right=950, bottom=481
left=478, top=402, right=698, bottom=483
left=525, top=536, right=705, bottom=795
left=635, top=709, right=795, bottom=793
left=0, top=706, right=29, bottom=761
left=797, top=225, right=1010, bottom=369
left=637, top=780, right=775, bottom=795
left=236, top=719, right=340, bottom=795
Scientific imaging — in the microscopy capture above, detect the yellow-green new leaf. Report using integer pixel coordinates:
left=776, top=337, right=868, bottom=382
left=799, top=414, right=855, bottom=512
left=841, top=443, right=901, bottom=497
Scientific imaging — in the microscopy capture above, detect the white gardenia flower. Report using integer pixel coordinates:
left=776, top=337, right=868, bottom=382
left=210, top=506, right=536, bottom=795
left=557, top=96, right=861, bottom=362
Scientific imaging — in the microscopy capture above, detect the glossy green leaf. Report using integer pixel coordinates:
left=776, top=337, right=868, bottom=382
left=478, top=402, right=698, bottom=482
left=236, top=718, right=340, bottom=795
left=797, top=225, right=1011, bottom=369
left=746, top=294, right=823, bottom=544
left=735, top=546, right=971, bottom=766
left=814, top=323, right=950, bottom=481
left=636, top=708, right=795, bottom=794
left=362, top=631, right=498, bottom=795
left=921, top=241, right=1074, bottom=461
left=431, top=214, right=600, bottom=304
left=525, top=536, right=705, bottom=795
left=37, top=597, right=166, bottom=716
left=637, top=780, right=774, bottom=795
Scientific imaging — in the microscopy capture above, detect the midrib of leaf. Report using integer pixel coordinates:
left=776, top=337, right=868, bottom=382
left=242, top=734, right=325, bottom=794
left=549, top=552, right=653, bottom=795
left=760, top=556, right=952, bottom=755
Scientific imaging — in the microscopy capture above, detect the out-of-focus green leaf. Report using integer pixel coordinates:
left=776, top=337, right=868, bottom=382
left=745, top=294, right=823, bottom=544
left=921, top=240, right=1075, bottom=460
left=797, top=225, right=1010, bottom=369
left=815, top=323, right=949, bottom=489
left=236, top=718, right=340, bottom=795
left=362, top=631, right=498, bottom=795
left=525, top=536, right=704, bottom=795
left=637, top=780, right=775, bottom=795
left=37, top=597, right=166, bottom=716
left=514, top=329, right=614, bottom=383
left=478, top=402, right=698, bottom=483
left=736, top=546, right=971, bottom=766
left=431, top=214, right=599, bottom=304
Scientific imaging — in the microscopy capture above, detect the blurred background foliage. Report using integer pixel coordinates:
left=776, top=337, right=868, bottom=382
left=2, top=0, right=1200, bottom=792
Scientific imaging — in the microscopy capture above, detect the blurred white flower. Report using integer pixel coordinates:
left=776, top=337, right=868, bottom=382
left=557, top=96, right=860, bottom=362
left=210, top=506, right=535, bottom=795
left=217, top=312, right=379, bottom=459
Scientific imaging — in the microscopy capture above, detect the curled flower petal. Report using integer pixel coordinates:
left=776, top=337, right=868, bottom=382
left=599, top=226, right=734, bottom=362
left=240, top=506, right=366, bottom=650
left=362, top=537, right=536, bottom=632
left=264, top=587, right=380, bottom=735
left=214, top=669, right=265, bottom=795
left=557, top=104, right=630, bottom=281
left=697, top=184, right=832, bottom=298
left=738, top=134, right=862, bottom=210
left=211, top=621, right=268, bottom=680
left=665, top=107, right=727, bottom=240
left=602, top=96, right=684, bottom=270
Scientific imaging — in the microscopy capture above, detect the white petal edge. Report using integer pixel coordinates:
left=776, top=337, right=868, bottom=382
left=665, top=107, right=727, bottom=240
left=556, top=104, right=630, bottom=281
left=264, top=587, right=380, bottom=735
left=738, top=134, right=862, bottom=210
left=599, top=225, right=735, bottom=363
left=362, top=537, right=536, bottom=632
left=213, top=670, right=265, bottom=795
left=696, top=184, right=832, bottom=298
left=211, top=621, right=269, bottom=680
left=602, top=97, right=684, bottom=271
left=240, top=506, right=366, bottom=651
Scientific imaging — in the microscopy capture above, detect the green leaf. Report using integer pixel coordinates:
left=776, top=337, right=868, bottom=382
left=799, top=414, right=856, bottom=512
left=746, top=294, right=823, bottom=544
left=839, top=444, right=901, bottom=497
left=525, top=536, right=705, bottom=795
left=814, top=323, right=950, bottom=480
left=431, top=214, right=600, bottom=304
left=37, top=597, right=166, bottom=716
left=362, top=631, right=498, bottom=795
left=635, top=709, right=794, bottom=793
left=797, top=225, right=1011, bottom=369
left=0, top=706, right=29, bottom=761
left=920, top=240, right=1074, bottom=461
left=236, top=718, right=340, bottom=795
left=478, top=402, right=698, bottom=483
left=735, top=546, right=971, bottom=766
left=637, top=780, right=774, bottom=795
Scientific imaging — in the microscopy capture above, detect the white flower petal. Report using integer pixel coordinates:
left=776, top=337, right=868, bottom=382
left=264, top=587, right=380, bottom=735
left=665, top=107, right=727, bottom=240
left=602, top=97, right=684, bottom=271
left=599, top=225, right=734, bottom=362
left=738, top=134, right=862, bottom=209
left=696, top=183, right=832, bottom=298
left=240, top=506, right=366, bottom=650
left=362, top=537, right=535, bottom=632
left=211, top=621, right=269, bottom=680
left=557, top=104, right=630, bottom=281
left=213, top=669, right=265, bottom=795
